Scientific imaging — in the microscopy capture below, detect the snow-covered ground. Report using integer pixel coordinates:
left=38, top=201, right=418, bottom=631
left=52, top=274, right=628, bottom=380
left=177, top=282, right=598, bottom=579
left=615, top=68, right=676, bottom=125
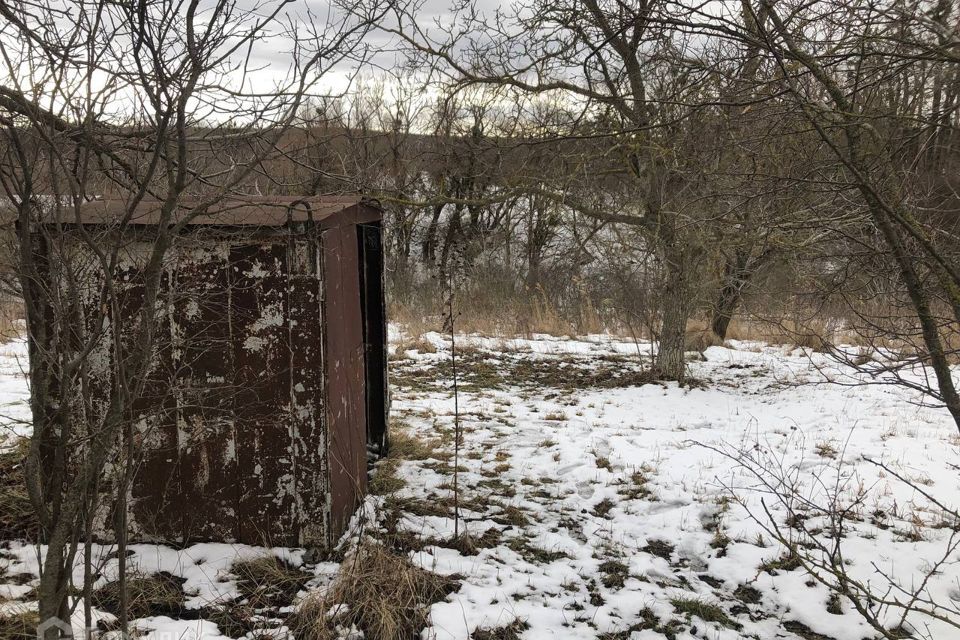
left=1, top=331, right=958, bottom=640
left=386, top=333, right=960, bottom=640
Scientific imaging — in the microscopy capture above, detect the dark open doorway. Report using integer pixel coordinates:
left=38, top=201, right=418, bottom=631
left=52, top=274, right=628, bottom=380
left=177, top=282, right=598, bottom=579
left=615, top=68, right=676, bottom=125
left=357, top=221, right=388, bottom=455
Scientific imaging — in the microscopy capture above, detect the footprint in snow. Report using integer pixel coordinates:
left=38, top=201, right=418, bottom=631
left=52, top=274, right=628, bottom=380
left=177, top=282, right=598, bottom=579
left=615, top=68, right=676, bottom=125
left=555, top=462, right=584, bottom=476
left=644, top=498, right=689, bottom=514
left=576, top=480, right=595, bottom=499
left=592, top=438, right=612, bottom=459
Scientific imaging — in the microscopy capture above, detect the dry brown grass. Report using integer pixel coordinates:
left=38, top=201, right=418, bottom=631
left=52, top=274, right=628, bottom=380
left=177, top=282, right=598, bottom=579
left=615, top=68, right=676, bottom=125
left=392, top=291, right=960, bottom=382
left=202, top=601, right=260, bottom=638
left=388, top=302, right=439, bottom=344
left=719, top=318, right=768, bottom=342
left=0, top=439, right=38, bottom=541
left=516, top=293, right=605, bottom=338
left=814, top=441, right=839, bottom=459
left=289, top=542, right=457, bottom=640
left=370, top=423, right=444, bottom=496
left=683, top=328, right=723, bottom=353
left=231, top=555, right=312, bottom=609
left=391, top=293, right=856, bottom=355
left=389, top=279, right=956, bottom=368
left=935, top=321, right=960, bottom=365
left=369, top=457, right=406, bottom=496
left=388, top=427, right=441, bottom=461
left=0, top=301, right=22, bottom=343
left=92, top=572, right=186, bottom=619
left=0, top=609, right=38, bottom=640
left=614, top=311, right=837, bottom=350
left=392, top=334, right=438, bottom=358
left=389, top=287, right=606, bottom=340
left=791, top=331, right=828, bottom=352
left=711, top=317, right=835, bottom=351
left=472, top=619, right=530, bottom=639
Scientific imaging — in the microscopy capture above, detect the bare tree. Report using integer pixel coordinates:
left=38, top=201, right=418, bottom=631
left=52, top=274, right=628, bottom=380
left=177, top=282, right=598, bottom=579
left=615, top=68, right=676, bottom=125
left=0, top=0, right=379, bottom=634
left=366, top=0, right=735, bottom=379
left=719, top=0, right=960, bottom=430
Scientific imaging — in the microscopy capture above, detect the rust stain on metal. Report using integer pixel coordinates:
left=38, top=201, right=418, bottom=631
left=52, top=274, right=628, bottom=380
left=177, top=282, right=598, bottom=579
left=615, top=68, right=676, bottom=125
left=39, top=198, right=386, bottom=547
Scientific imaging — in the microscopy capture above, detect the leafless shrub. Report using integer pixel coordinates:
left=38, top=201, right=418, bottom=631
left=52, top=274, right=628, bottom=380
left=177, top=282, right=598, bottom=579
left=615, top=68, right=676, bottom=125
left=700, top=440, right=960, bottom=639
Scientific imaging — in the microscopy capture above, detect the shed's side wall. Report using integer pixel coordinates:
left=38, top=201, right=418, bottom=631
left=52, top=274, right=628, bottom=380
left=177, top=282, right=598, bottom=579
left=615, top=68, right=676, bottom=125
left=322, top=222, right=369, bottom=543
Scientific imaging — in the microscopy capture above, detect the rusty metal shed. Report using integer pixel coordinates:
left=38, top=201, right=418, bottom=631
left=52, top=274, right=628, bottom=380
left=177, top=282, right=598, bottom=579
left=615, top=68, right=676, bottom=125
left=37, top=196, right=387, bottom=547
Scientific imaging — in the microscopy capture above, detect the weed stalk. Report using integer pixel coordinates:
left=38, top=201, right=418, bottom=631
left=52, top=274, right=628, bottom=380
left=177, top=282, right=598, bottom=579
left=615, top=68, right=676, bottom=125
left=443, top=269, right=462, bottom=537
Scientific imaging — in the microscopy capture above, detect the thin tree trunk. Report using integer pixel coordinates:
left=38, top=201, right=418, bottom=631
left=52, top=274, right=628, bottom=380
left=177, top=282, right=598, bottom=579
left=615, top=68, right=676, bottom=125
left=711, top=250, right=762, bottom=340
left=422, top=203, right=444, bottom=264
left=711, top=284, right=739, bottom=341
left=865, top=193, right=960, bottom=430
left=439, top=204, right=464, bottom=279
left=657, top=247, right=689, bottom=381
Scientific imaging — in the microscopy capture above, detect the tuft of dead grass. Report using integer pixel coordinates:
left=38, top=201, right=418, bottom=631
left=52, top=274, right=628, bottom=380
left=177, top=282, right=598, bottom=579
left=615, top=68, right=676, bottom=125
left=490, top=502, right=530, bottom=528
left=439, top=528, right=503, bottom=555
left=814, top=441, right=839, bottom=459
left=92, top=572, right=186, bottom=620
left=289, top=542, right=457, bottom=640
left=506, top=537, right=570, bottom=564
left=369, top=458, right=406, bottom=495
left=231, top=555, right=312, bottom=609
left=388, top=428, right=441, bottom=461
left=392, top=335, right=438, bottom=358
left=670, top=597, right=741, bottom=630
left=599, top=559, right=630, bottom=589
left=616, top=467, right=656, bottom=501
left=592, top=498, right=615, bottom=518
left=759, top=551, right=802, bottom=575
left=370, top=424, right=445, bottom=496
left=0, top=610, right=38, bottom=640
left=0, top=439, right=38, bottom=541
left=0, top=302, right=22, bottom=343
left=201, top=601, right=259, bottom=638
left=472, top=619, right=529, bottom=639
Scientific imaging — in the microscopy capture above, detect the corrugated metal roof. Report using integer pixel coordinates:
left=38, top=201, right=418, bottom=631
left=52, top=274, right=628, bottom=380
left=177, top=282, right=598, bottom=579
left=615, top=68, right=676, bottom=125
left=52, top=196, right=376, bottom=226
